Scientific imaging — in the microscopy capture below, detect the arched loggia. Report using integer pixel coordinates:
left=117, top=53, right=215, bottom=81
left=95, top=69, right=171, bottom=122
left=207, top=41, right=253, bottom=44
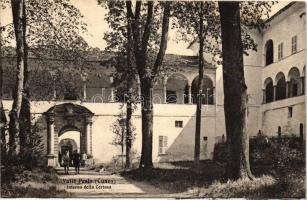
left=191, top=75, right=214, bottom=105
left=275, top=72, right=287, bottom=100
left=264, top=77, right=274, bottom=103
left=166, top=73, right=189, bottom=104
left=288, top=67, right=301, bottom=98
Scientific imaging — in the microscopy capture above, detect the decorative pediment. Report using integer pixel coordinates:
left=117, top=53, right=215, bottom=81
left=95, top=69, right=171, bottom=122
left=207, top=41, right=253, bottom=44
left=44, top=103, right=94, bottom=116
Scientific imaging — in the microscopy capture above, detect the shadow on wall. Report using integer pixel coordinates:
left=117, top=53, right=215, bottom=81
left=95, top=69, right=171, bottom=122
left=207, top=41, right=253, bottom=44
left=158, top=112, right=221, bottom=162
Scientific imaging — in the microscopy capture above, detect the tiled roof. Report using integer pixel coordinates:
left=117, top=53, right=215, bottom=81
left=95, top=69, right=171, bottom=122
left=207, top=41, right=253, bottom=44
left=2, top=47, right=215, bottom=69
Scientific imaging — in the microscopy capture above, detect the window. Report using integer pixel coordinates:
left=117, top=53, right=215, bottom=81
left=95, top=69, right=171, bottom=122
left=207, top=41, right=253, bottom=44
left=291, top=35, right=297, bottom=54
left=159, top=136, right=168, bottom=155
left=175, top=120, right=183, bottom=128
left=265, top=40, right=274, bottom=66
left=278, top=43, right=283, bottom=60
left=288, top=107, right=293, bottom=118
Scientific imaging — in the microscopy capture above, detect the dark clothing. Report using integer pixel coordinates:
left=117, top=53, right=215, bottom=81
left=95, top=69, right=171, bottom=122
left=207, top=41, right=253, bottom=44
left=72, top=153, right=81, bottom=174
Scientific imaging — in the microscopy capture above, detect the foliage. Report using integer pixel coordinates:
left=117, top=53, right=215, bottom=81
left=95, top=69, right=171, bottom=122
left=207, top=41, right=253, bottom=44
left=1, top=0, right=94, bottom=102
left=172, top=1, right=274, bottom=62
left=1, top=116, right=45, bottom=181
left=1, top=0, right=89, bottom=60
left=18, top=117, right=46, bottom=169
left=110, top=109, right=136, bottom=147
left=249, top=134, right=305, bottom=168
left=214, top=134, right=305, bottom=168
left=99, top=0, right=172, bottom=83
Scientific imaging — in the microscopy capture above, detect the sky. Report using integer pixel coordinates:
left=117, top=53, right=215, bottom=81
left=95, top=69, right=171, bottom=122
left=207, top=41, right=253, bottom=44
left=1, top=0, right=292, bottom=55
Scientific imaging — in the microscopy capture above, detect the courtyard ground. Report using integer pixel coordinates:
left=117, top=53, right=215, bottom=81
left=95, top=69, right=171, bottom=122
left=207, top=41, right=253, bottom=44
left=54, top=160, right=305, bottom=198
left=55, top=167, right=169, bottom=197
left=1, top=160, right=305, bottom=198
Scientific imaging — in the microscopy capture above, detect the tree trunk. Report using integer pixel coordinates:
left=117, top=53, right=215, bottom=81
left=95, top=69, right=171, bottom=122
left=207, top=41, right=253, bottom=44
left=139, top=80, right=154, bottom=169
left=126, top=1, right=170, bottom=170
left=20, top=1, right=31, bottom=157
left=219, top=1, right=254, bottom=180
left=125, top=13, right=134, bottom=169
left=8, top=0, right=25, bottom=158
left=125, top=96, right=132, bottom=168
left=0, top=24, right=7, bottom=159
left=194, top=2, right=205, bottom=168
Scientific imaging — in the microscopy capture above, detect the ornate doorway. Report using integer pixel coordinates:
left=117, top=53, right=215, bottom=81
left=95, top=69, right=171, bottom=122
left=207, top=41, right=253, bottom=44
left=44, top=103, right=94, bottom=167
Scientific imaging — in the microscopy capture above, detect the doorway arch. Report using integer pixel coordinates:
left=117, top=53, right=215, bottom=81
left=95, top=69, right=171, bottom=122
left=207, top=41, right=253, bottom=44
left=44, top=103, right=94, bottom=167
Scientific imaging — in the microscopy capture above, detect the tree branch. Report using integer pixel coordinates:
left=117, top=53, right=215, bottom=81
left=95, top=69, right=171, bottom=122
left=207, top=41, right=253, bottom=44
left=153, top=2, right=170, bottom=76
left=126, top=0, right=143, bottom=75
left=141, top=1, right=153, bottom=54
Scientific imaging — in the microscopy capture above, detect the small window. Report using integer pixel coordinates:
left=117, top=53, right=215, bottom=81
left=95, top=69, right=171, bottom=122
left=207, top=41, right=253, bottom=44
left=291, top=35, right=297, bottom=54
left=278, top=43, right=283, bottom=60
left=175, top=120, right=183, bottom=128
left=288, top=107, right=293, bottom=118
left=158, top=136, right=168, bottom=155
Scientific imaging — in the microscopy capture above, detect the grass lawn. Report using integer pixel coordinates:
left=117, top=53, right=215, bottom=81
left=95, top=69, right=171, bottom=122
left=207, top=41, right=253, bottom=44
left=122, top=160, right=305, bottom=198
left=1, top=167, right=71, bottom=198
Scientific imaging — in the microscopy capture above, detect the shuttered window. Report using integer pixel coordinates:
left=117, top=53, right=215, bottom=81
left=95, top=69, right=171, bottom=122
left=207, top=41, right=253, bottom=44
left=278, top=42, right=283, bottom=60
left=291, top=35, right=297, bottom=54
left=159, top=136, right=168, bottom=155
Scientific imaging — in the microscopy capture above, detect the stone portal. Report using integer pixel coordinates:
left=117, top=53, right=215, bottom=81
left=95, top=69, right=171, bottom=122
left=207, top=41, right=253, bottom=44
left=44, top=103, right=94, bottom=167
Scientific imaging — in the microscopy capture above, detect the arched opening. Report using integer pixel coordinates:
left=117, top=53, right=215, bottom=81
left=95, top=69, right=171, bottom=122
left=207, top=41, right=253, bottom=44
left=275, top=72, right=287, bottom=100
left=265, top=40, right=274, bottom=66
left=45, top=103, right=94, bottom=167
left=87, top=72, right=112, bottom=103
left=166, top=73, right=189, bottom=104
left=288, top=67, right=301, bottom=98
left=58, top=131, right=80, bottom=166
left=264, top=77, right=274, bottom=103
left=191, top=75, right=214, bottom=105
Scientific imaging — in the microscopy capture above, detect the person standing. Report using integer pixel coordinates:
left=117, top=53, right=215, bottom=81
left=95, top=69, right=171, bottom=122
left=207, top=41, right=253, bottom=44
left=81, top=152, right=87, bottom=167
left=72, top=150, right=81, bottom=174
left=62, top=151, right=70, bottom=175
